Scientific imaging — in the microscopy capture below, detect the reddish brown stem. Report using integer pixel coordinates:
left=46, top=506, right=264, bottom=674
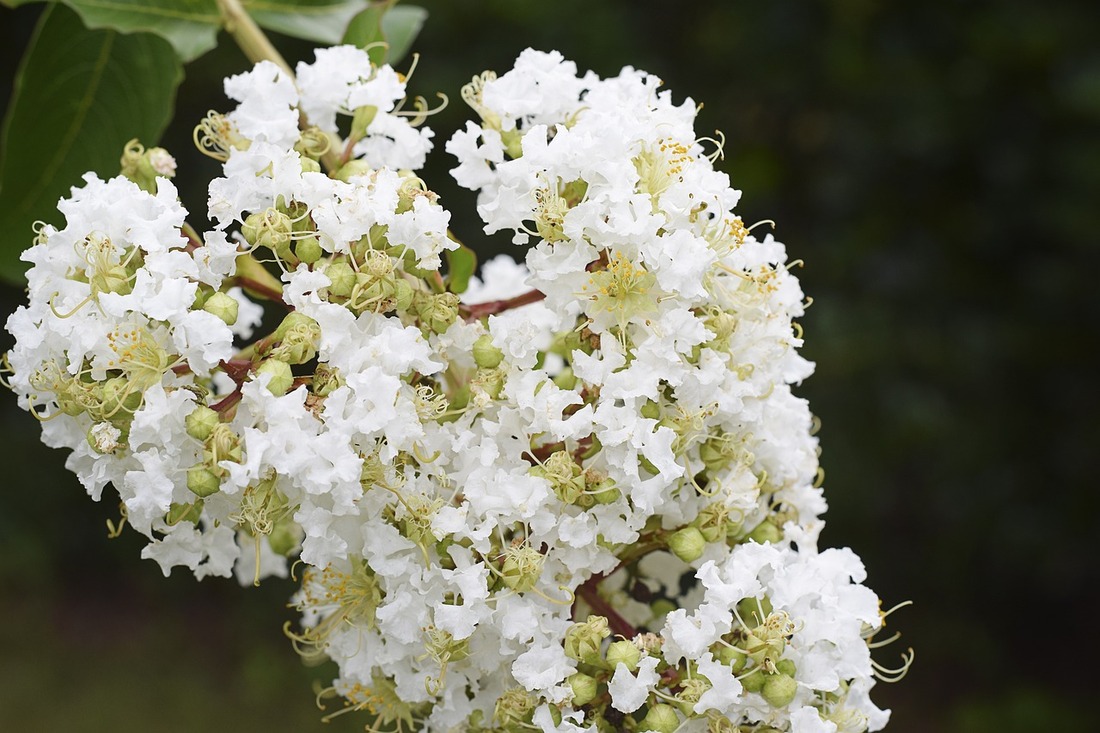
left=461, top=289, right=546, bottom=320
left=237, top=276, right=291, bottom=308
left=574, top=575, right=637, bottom=640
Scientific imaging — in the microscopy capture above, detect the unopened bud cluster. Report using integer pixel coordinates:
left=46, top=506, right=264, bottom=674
left=4, top=45, right=906, bottom=733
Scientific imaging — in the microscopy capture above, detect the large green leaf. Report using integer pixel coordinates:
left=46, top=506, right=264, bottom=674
left=3, top=0, right=221, bottom=63
left=0, top=4, right=183, bottom=283
left=343, top=3, right=426, bottom=65
left=381, top=5, right=426, bottom=64
left=249, top=0, right=369, bottom=45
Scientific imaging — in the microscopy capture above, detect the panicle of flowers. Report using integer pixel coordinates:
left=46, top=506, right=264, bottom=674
left=3, top=43, right=909, bottom=733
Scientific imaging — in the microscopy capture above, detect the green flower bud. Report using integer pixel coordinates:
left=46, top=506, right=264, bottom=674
left=351, top=104, right=379, bottom=140
left=324, top=261, right=357, bottom=298
left=693, top=503, right=731, bottom=543
left=473, top=367, right=505, bottom=401
left=472, top=334, right=504, bottom=368
left=713, top=643, right=747, bottom=672
left=393, top=278, right=414, bottom=312
left=270, top=313, right=321, bottom=365
left=119, top=138, right=175, bottom=192
left=567, top=672, right=598, bottom=707
left=187, top=466, right=221, bottom=497
left=748, top=520, right=782, bottom=545
left=640, top=703, right=680, bottom=733
left=255, top=359, right=293, bottom=396
left=99, top=376, right=144, bottom=418
left=334, top=160, right=372, bottom=182
left=267, top=518, right=302, bottom=556
left=675, top=677, right=711, bottom=716
left=500, top=544, right=544, bottom=593
left=735, top=596, right=773, bottom=627
left=740, top=668, right=766, bottom=693
left=294, top=126, right=330, bottom=160
left=166, top=500, right=203, bottom=525
left=640, top=399, right=661, bottom=420
left=202, top=291, right=239, bottom=326
left=588, top=474, right=620, bottom=506
left=185, top=405, right=220, bottom=441
left=416, top=292, right=460, bottom=335
left=300, top=156, right=321, bottom=174
left=606, top=639, right=641, bottom=672
left=493, top=687, right=536, bottom=727
left=564, top=616, right=610, bottom=663
left=669, top=525, right=707, bottom=563
left=242, top=209, right=293, bottom=254
left=312, top=363, right=344, bottom=397
left=295, top=235, right=323, bottom=265
left=761, top=673, right=798, bottom=707
left=775, top=659, right=796, bottom=677
left=205, top=423, right=242, bottom=465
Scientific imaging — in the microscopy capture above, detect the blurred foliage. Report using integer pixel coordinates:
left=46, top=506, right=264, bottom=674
left=2, top=0, right=1097, bottom=731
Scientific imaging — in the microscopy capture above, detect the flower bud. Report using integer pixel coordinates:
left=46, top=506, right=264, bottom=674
left=640, top=399, right=660, bottom=420
left=187, top=466, right=221, bottom=497
left=166, top=500, right=203, bottom=526
left=639, top=703, right=680, bottom=733
left=334, top=160, right=372, bottom=181
left=270, top=313, right=321, bottom=364
left=351, top=104, right=379, bottom=140
left=714, top=643, right=747, bottom=672
left=295, top=126, right=330, bottom=160
left=393, top=278, right=414, bottom=312
left=669, top=526, right=706, bottom=563
left=564, top=616, right=610, bottom=663
left=256, top=359, right=293, bottom=396
left=740, top=668, right=766, bottom=693
left=500, top=544, right=544, bottom=593
left=748, top=520, right=782, bottom=545
left=185, top=405, right=220, bottom=441
left=202, top=291, right=239, bottom=326
left=312, top=364, right=344, bottom=397
left=241, top=209, right=293, bottom=254
left=295, top=235, right=323, bottom=265
left=761, top=673, right=797, bottom=707
left=268, top=518, right=302, bottom=556
left=605, top=640, right=640, bottom=672
left=324, top=261, right=356, bottom=298
left=494, top=687, right=536, bottom=726
left=567, top=672, right=598, bottom=706
left=775, top=659, right=796, bottom=677
left=472, top=334, right=504, bottom=368
left=675, top=677, right=711, bottom=716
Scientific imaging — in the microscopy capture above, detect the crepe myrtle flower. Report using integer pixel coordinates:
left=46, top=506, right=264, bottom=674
left=2, top=42, right=910, bottom=733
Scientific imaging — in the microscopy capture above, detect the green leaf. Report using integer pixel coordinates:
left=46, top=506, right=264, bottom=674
left=342, top=0, right=393, bottom=64
left=249, top=0, right=369, bottom=46
left=0, top=4, right=183, bottom=284
left=381, top=5, right=426, bottom=64
left=343, top=3, right=426, bottom=65
left=7, top=0, right=223, bottom=63
left=445, top=243, right=477, bottom=295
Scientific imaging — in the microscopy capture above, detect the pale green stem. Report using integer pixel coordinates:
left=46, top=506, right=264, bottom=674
left=217, top=0, right=294, bottom=77
left=216, top=0, right=342, bottom=172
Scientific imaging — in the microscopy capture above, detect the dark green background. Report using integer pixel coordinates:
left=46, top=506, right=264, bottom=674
left=2, top=1, right=1096, bottom=731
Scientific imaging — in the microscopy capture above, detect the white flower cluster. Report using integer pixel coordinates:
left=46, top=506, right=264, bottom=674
left=4, top=46, right=907, bottom=733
